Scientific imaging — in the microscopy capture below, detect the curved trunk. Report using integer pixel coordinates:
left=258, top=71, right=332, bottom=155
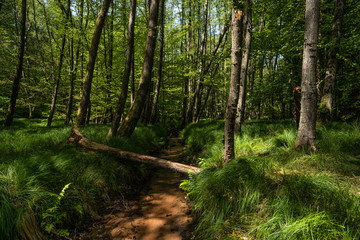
left=118, top=0, right=160, bottom=137
left=4, top=0, right=27, bottom=127
left=76, top=0, right=112, bottom=126
left=108, top=0, right=137, bottom=138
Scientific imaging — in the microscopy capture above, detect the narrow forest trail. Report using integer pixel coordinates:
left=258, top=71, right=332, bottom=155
left=81, top=137, right=193, bottom=240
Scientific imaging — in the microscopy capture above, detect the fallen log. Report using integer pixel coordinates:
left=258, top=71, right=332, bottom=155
left=69, top=125, right=201, bottom=175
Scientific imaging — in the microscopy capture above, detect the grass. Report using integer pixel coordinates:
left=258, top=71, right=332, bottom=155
left=180, top=119, right=360, bottom=239
left=0, top=118, right=167, bottom=239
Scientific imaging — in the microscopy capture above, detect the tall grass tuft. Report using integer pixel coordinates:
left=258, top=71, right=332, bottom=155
left=0, top=119, right=167, bottom=239
left=181, top=120, right=360, bottom=239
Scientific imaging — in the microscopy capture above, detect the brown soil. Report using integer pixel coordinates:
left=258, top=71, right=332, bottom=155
left=79, top=138, right=193, bottom=240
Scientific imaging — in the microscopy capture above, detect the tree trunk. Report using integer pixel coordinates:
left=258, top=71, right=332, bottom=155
left=76, top=0, right=112, bottom=126
left=4, top=0, right=26, bottom=127
left=150, top=0, right=165, bottom=125
left=65, top=0, right=83, bottom=125
left=235, top=0, right=252, bottom=133
left=295, top=0, right=320, bottom=150
left=192, top=0, right=208, bottom=122
left=224, top=2, right=244, bottom=163
left=118, top=0, right=160, bottom=137
left=108, top=0, right=137, bottom=138
left=185, top=1, right=194, bottom=125
left=70, top=125, right=200, bottom=174
left=319, top=0, right=344, bottom=123
left=47, top=0, right=70, bottom=127
left=130, top=49, right=135, bottom=105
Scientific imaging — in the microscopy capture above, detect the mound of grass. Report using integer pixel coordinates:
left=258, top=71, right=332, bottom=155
left=181, top=120, right=360, bottom=239
left=0, top=119, right=167, bottom=239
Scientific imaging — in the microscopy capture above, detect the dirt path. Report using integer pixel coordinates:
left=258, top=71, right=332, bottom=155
left=81, top=138, right=193, bottom=240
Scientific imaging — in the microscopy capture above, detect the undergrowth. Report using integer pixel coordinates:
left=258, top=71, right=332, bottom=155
left=0, top=118, right=167, bottom=239
left=181, top=120, right=360, bottom=239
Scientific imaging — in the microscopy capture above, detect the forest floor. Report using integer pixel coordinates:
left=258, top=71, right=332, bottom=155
left=79, top=137, right=193, bottom=240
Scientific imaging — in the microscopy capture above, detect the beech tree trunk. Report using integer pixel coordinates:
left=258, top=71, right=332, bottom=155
left=118, top=0, right=160, bottom=137
left=65, top=0, right=83, bottom=125
left=295, top=0, right=320, bottom=150
left=319, top=0, right=345, bottom=123
left=235, top=0, right=252, bottom=133
left=107, top=0, right=137, bottom=138
left=76, top=0, right=112, bottom=126
left=4, top=0, right=26, bottom=127
left=192, top=0, right=208, bottom=122
left=47, top=0, right=71, bottom=127
left=150, top=0, right=165, bottom=125
left=224, top=1, right=244, bottom=163
left=71, top=125, right=201, bottom=174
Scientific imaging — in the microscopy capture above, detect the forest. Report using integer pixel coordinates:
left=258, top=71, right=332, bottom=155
left=0, top=0, right=360, bottom=239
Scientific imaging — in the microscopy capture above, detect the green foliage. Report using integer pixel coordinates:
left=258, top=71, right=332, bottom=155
left=181, top=120, right=360, bottom=239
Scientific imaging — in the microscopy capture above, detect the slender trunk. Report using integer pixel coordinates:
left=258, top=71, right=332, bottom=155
left=76, top=0, right=112, bottom=126
left=108, top=0, right=136, bottom=138
left=65, top=0, right=83, bottom=125
left=150, top=0, right=165, bottom=124
left=224, top=2, right=244, bottom=162
left=118, top=0, right=159, bottom=137
left=295, top=0, right=320, bottom=150
left=101, top=8, right=113, bottom=124
left=319, top=0, right=344, bottom=123
left=65, top=37, right=75, bottom=125
left=192, top=0, right=208, bottom=122
left=186, top=1, right=194, bottom=124
left=4, top=0, right=26, bottom=126
left=235, top=0, right=252, bottom=132
left=47, top=0, right=70, bottom=127
left=130, top=49, right=135, bottom=105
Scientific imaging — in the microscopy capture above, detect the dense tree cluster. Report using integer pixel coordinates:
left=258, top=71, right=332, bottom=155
left=1, top=0, right=359, bottom=141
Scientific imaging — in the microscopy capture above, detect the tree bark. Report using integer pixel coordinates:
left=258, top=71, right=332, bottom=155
left=223, top=2, right=244, bottom=163
left=118, top=0, right=160, bottom=137
left=150, top=0, right=165, bottom=125
left=4, top=0, right=27, bottom=127
left=65, top=0, right=83, bottom=125
left=235, top=0, right=252, bottom=133
left=185, top=0, right=194, bottom=124
left=192, top=0, right=208, bottom=122
left=108, top=0, right=137, bottom=138
left=47, top=0, right=70, bottom=127
left=76, top=0, right=112, bottom=126
left=295, top=0, right=320, bottom=150
left=319, top=0, right=345, bottom=123
left=70, top=125, right=201, bottom=174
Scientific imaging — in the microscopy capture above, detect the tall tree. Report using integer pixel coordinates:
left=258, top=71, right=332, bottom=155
left=65, top=0, right=84, bottom=125
left=150, top=0, right=165, bottom=124
left=107, top=0, right=137, bottom=138
left=47, top=0, right=71, bottom=127
left=235, top=0, right=252, bottom=132
left=76, top=0, right=112, bottom=126
left=118, top=0, right=160, bottom=137
left=191, top=0, right=208, bottom=122
left=295, top=0, right=321, bottom=150
left=319, top=0, right=345, bottom=123
left=3, top=0, right=27, bottom=127
left=224, top=0, right=244, bottom=162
